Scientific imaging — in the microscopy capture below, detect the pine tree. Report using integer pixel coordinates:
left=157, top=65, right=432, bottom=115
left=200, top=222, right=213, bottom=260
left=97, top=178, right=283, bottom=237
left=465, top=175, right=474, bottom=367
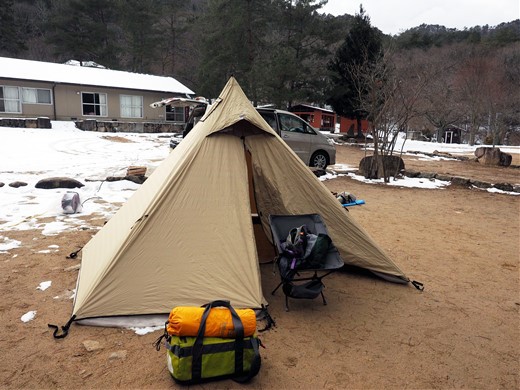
left=0, top=0, right=27, bottom=55
left=46, top=0, right=120, bottom=68
left=326, top=6, right=383, bottom=133
left=117, top=0, right=162, bottom=73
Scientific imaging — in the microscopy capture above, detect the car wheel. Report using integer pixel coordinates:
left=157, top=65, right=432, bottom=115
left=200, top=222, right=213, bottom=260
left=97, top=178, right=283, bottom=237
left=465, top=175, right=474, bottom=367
left=310, top=151, right=329, bottom=169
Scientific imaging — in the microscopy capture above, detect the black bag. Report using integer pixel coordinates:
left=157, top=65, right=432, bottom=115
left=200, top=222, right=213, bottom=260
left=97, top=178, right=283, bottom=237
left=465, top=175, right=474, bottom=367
left=162, top=300, right=261, bottom=385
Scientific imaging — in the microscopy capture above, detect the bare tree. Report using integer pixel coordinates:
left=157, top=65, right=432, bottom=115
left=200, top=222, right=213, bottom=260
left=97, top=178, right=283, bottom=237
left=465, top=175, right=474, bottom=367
left=348, top=46, right=432, bottom=182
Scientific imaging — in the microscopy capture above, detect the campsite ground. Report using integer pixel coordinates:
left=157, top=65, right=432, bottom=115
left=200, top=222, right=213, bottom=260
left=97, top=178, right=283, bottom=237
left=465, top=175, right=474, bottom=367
left=1, top=143, right=518, bottom=389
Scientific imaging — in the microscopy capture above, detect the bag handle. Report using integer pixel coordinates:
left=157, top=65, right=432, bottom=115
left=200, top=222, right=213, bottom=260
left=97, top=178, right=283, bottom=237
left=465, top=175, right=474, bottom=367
left=191, top=300, right=245, bottom=381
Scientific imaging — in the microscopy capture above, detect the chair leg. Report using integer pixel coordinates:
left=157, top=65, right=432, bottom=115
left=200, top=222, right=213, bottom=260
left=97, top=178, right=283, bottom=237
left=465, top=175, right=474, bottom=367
left=285, top=295, right=290, bottom=312
left=321, top=291, right=327, bottom=305
left=271, top=282, right=283, bottom=295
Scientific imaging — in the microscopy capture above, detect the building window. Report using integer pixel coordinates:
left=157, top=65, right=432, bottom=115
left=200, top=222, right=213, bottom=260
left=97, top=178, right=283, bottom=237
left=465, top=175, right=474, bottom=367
left=165, top=105, right=185, bottom=122
left=81, top=92, right=107, bottom=116
left=120, top=95, right=143, bottom=118
left=0, top=86, right=21, bottom=113
left=22, top=88, right=52, bottom=104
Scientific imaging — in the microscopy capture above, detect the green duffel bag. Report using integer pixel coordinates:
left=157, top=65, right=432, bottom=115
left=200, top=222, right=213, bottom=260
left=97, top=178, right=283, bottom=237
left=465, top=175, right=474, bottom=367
left=162, top=300, right=262, bottom=385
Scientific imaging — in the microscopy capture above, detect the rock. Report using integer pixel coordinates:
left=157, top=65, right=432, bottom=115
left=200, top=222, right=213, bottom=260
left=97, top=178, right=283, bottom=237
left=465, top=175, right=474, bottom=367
left=310, top=168, right=326, bottom=177
left=83, top=340, right=103, bottom=352
left=500, top=152, right=512, bottom=167
left=9, top=181, right=28, bottom=188
left=64, top=264, right=81, bottom=271
left=451, top=177, right=470, bottom=186
left=475, top=147, right=512, bottom=167
left=435, top=174, right=452, bottom=182
left=109, top=350, right=127, bottom=360
left=359, top=155, right=405, bottom=179
left=124, top=175, right=146, bottom=184
left=106, top=176, right=124, bottom=182
left=417, top=172, right=436, bottom=179
left=474, top=147, right=486, bottom=158
left=432, top=150, right=453, bottom=158
left=470, top=180, right=492, bottom=189
left=493, top=183, right=513, bottom=192
left=404, top=170, right=421, bottom=178
left=35, top=177, right=84, bottom=189
left=0, top=182, right=4, bottom=187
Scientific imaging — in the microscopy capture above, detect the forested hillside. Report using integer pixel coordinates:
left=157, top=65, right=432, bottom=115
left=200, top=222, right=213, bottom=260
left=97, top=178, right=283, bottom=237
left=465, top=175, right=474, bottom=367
left=1, top=0, right=518, bottom=144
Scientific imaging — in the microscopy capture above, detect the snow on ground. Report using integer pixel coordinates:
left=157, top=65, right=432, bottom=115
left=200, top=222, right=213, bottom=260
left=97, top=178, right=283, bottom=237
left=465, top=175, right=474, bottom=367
left=1, top=121, right=519, bottom=244
left=1, top=121, right=170, bottom=241
left=3, top=122, right=519, bottom=331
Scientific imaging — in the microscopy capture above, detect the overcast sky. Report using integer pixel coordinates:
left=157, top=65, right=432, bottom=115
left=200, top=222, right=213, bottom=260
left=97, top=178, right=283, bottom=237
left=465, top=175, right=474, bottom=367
left=318, top=0, right=520, bottom=35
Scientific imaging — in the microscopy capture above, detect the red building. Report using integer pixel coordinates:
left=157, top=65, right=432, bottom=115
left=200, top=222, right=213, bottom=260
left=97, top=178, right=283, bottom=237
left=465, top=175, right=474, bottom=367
left=290, top=104, right=369, bottom=136
left=338, top=116, right=369, bottom=137
left=289, top=104, right=336, bottom=132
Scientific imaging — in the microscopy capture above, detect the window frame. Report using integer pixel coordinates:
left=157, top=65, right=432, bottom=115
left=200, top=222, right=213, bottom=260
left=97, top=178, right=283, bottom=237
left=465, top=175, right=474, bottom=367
left=81, top=92, right=108, bottom=117
left=21, top=87, right=53, bottom=105
left=0, top=85, right=22, bottom=113
left=120, top=94, right=143, bottom=119
left=165, top=105, right=185, bottom=123
left=279, top=113, right=315, bottom=134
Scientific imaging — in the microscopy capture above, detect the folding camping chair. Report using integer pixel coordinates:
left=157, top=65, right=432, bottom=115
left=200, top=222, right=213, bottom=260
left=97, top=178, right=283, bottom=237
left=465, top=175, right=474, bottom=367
left=269, top=214, right=344, bottom=311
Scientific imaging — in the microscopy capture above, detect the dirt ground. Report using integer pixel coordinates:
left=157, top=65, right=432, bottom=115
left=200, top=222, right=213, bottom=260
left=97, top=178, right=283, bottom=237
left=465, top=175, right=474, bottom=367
left=1, top=144, right=518, bottom=389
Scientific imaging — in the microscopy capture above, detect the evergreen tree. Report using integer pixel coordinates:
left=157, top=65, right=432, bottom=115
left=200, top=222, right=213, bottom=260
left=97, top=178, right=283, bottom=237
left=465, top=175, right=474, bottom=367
left=0, top=0, right=27, bottom=55
left=46, top=0, right=121, bottom=68
left=257, top=0, right=329, bottom=107
left=117, top=0, right=162, bottom=73
left=326, top=6, right=383, bottom=133
left=197, top=0, right=273, bottom=100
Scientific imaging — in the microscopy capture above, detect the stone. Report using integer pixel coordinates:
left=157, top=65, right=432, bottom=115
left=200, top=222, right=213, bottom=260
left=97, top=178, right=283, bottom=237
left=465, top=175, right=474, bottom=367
left=310, top=168, right=326, bottom=177
left=404, top=170, right=421, bottom=178
left=35, top=177, right=84, bottom=189
left=9, top=181, right=28, bottom=188
left=37, top=117, right=52, bottom=128
left=124, top=175, right=146, bottom=184
left=451, top=177, right=470, bottom=186
left=109, top=350, right=127, bottom=360
left=83, top=340, right=103, bottom=352
left=106, top=176, right=124, bottom=182
left=493, top=183, right=513, bottom=192
left=417, top=172, right=436, bottom=179
left=435, top=174, right=452, bottom=182
left=470, top=180, right=492, bottom=189
left=358, top=155, right=405, bottom=179
left=475, top=147, right=512, bottom=167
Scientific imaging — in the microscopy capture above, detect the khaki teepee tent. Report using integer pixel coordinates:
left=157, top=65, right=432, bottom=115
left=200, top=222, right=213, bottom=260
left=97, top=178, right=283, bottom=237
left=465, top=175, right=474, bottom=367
left=71, top=77, right=409, bottom=327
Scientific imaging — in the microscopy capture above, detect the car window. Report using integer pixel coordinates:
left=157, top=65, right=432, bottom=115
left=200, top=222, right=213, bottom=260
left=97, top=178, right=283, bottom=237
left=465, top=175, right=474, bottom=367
left=258, top=111, right=278, bottom=131
left=278, top=113, right=314, bottom=134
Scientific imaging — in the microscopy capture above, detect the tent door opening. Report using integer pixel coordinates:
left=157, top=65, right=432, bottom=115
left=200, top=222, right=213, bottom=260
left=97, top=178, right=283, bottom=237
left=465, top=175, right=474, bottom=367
left=245, top=148, right=275, bottom=263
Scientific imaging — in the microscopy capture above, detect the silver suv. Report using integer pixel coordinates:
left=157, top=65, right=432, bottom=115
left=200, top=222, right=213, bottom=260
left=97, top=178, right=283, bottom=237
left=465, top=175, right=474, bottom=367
left=256, top=107, right=336, bottom=169
left=164, top=99, right=336, bottom=169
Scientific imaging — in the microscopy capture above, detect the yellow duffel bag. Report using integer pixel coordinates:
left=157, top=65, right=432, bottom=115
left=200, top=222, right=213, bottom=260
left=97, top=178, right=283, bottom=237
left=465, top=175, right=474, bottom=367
left=167, top=302, right=256, bottom=337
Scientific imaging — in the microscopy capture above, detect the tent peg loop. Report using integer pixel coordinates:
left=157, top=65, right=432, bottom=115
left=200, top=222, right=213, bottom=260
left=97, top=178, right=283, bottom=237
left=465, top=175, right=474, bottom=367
left=66, top=247, right=82, bottom=259
left=411, top=280, right=424, bottom=291
left=48, top=315, right=76, bottom=339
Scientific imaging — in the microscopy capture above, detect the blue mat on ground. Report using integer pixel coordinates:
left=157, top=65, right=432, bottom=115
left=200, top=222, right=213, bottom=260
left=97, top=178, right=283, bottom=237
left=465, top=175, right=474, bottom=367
left=342, top=199, right=365, bottom=207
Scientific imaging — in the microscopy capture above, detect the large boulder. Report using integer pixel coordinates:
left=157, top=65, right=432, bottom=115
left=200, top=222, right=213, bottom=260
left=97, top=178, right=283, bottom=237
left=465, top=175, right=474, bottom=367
left=359, top=155, right=405, bottom=179
left=475, top=147, right=512, bottom=167
left=35, top=177, right=84, bottom=189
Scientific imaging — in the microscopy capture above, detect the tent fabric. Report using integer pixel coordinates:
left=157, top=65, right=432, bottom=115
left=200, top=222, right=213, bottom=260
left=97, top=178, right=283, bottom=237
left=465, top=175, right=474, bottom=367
left=72, top=77, right=409, bottom=324
left=245, top=135, right=408, bottom=281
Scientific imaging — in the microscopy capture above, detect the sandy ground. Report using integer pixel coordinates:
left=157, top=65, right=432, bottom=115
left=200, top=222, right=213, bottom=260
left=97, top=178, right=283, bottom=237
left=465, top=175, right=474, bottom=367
left=1, top=143, right=518, bottom=389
